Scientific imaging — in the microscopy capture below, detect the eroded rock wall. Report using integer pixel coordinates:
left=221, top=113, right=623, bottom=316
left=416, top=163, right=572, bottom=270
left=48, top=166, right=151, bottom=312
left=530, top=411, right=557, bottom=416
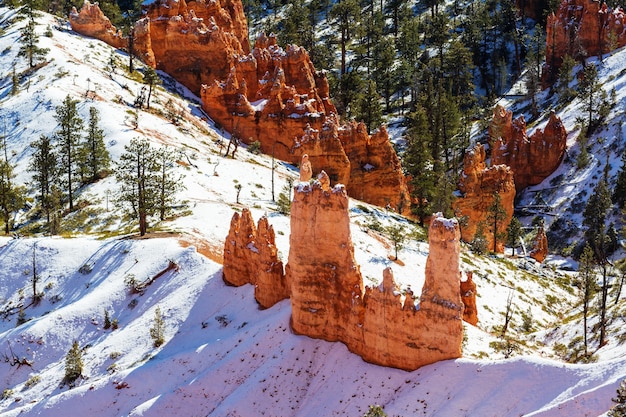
left=286, top=181, right=463, bottom=370
left=453, top=143, right=516, bottom=253
left=544, top=0, right=626, bottom=84
left=222, top=208, right=288, bottom=308
left=70, top=0, right=410, bottom=213
left=461, top=272, right=478, bottom=326
left=490, top=105, right=567, bottom=192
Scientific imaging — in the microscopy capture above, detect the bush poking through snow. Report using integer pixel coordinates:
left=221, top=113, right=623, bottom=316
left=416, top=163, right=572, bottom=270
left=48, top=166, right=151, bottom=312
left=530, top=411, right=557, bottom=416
left=364, top=405, right=387, bottom=417
left=609, top=379, right=626, bottom=417
left=150, top=307, right=165, bottom=348
left=63, top=341, right=83, bottom=388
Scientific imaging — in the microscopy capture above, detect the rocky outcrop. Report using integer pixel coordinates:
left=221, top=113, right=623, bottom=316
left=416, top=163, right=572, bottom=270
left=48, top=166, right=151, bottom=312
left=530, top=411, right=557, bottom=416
left=286, top=180, right=463, bottom=370
left=287, top=181, right=363, bottom=342
left=340, top=122, right=411, bottom=213
left=69, top=2, right=126, bottom=49
left=70, top=0, right=410, bottom=213
left=453, top=143, right=516, bottom=253
left=544, top=0, right=626, bottom=84
left=460, top=272, right=478, bottom=326
left=490, top=105, right=567, bottom=192
left=299, top=154, right=312, bottom=182
left=530, top=227, right=549, bottom=263
left=138, top=0, right=249, bottom=94
left=223, top=208, right=288, bottom=309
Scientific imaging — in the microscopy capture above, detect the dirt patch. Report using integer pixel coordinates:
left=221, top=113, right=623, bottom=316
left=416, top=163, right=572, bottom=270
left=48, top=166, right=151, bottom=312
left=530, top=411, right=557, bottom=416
left=178, top=234, right=223, bottom=264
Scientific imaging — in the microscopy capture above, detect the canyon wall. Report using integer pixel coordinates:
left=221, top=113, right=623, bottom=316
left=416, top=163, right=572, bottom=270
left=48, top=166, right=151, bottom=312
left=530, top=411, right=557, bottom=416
left=490, top=105, right=567, bottom=192
left=453, top=143, right=516, bottom=253
left=544, top=0, right=626, bottom=84
left=69, top=0, right=410, bottom=213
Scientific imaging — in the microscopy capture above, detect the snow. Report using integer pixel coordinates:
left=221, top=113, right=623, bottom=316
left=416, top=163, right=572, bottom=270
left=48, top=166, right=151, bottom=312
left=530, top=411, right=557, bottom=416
left=0, top=7, right=622, bottom=417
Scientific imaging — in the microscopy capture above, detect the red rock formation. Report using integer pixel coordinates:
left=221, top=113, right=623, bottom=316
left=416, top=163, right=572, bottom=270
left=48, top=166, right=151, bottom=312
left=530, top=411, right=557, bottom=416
left=69, top=1, right=126, bottom=49
left=544, top=0, right=626, bottom=84
left=286, top=180, right=463, bottom=370
left=453, top=143, right=516, bottom=253
left=223, top=208, right=288, bottom=308
left=287, top=181, right=364, bottom=342
left=70, top=0, right=410, bottom=213
left=530, top=227, right=549, bottom=263
left=460, top=272, right=478, bottom=326
left=490, top=105, right=567, bottom=192
left=340, top=122, right=412, bottom=213
left=139, top=0, right=249, bottom=94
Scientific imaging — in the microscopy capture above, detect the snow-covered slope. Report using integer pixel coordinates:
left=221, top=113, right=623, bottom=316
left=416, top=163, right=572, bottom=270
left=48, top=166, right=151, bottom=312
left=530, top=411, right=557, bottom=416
left=0, top=7, right=624, bottom=417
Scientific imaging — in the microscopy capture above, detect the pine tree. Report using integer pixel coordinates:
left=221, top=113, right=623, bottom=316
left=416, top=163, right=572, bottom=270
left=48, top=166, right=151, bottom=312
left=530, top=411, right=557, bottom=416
left=11, top=66, right=19, bottom=96
left=143, top=67, right=159, bottom=110
left=79, top=106, right=110, bottom=184
left=583, top=178, right=612, bottom=347
left=64, top=340, right=83, bottom=387
left=404, top=107, right=435, bottom=226
left=486, top=192, right=508, bottom=252
left=18, top=4, right=49, bottom=68
left=613, top=151, right=626, bottom=208
left=556, top=54, right=576, bottom=105
left=471, top=221, right=488, bottom=255
left=0, top=157, right=26, bottom=235
left=150, top=307, right=165, bottom=347
left=154, top=146, right=184, bottom=221
left=578, top=244, right=597, bottom=357
left=353, top=79, right=384, bottom=134
left=609, top=379, right=626, bottom=417
left=577, top=63, right=607, bottom=136
left=116, top=138, right=159, bottom=236
left=506, top=216, right=523, bottom=256
left=329, top=0, right=360, bottom=76
left=29, top=135, right=59, bottom=231
left=54, top=95, right=84, bottom=211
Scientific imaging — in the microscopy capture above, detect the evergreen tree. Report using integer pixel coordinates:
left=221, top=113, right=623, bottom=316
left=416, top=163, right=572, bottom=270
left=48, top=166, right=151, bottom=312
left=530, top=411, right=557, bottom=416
left=486, top=192, right=508, bottom=252
left=329, top=0, right=360, bottom=76
left=116, top=138, right=159, bottom=236
left=582, top=178, right=612, bottom=347
left=577, top=244, right=597, bottom=357
left=471, top=221, right=488, bottom=255
left=506, top=216, right=523, bottom=256
left=64, top=340, right=83, bottom=387
left=613, top=150, right=626, bottom=208
left=54, top=95, right=84, bottom=211
left=154, top=146, right=184, bottom=221
left=79, top=106, right=110, bottom=184
left=404, top=107, right=435, bottom=226
left=281, top=0, right=313, bottom=51
left=556, top=54, right=576, bottom=105
left=577, top=63, right=607, bottom=136
left=0, top=135, right=25, bottom=235
left=150, top=306, right=165, bottom=347
left=29, top=134, right=59, bottom=231
left=609, top=379, right=626, bottom=417
left=143, top=67, right=159, bottom=110
left=18, top=8, right=49, bottom=68
left=11, top=66, right=19, bottom=96
left=353, top=79, right=383, bottom=134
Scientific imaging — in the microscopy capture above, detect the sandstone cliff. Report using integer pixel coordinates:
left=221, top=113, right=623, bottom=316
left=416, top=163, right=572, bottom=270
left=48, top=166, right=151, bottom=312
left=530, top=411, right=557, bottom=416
left=544, top=0, right=626, bottom=84
left=223, top=208, right=289, bottom=309
left=490, top=105, right=567, bottom=192
left=286, top=180, right=463, bottom=370
left=69, top=1, right=126, bottom=49
left=70, top=0, right=410, bottom=213
left=453, top=143, right=516, bottom=253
